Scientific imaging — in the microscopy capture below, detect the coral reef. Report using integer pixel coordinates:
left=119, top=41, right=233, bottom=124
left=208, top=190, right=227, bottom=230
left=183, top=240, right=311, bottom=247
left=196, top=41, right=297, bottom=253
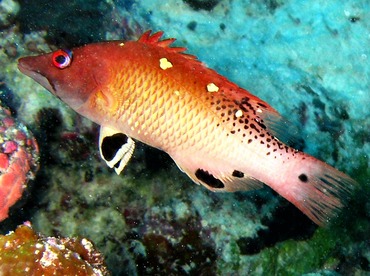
left=0, top=223, right=108, bottom=275
left=0, top=0, right=368, bottom=275
left=0, top=104, right=39, bottom=222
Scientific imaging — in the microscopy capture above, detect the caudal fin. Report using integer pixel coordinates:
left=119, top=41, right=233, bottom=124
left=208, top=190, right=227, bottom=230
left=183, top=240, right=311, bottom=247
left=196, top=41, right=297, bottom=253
left=280, top=159, right=358, bottom=226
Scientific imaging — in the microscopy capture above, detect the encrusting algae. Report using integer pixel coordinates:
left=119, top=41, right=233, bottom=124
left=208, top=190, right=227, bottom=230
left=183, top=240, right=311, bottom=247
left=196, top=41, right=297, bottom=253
left=0, top=222, right=109, bottom=275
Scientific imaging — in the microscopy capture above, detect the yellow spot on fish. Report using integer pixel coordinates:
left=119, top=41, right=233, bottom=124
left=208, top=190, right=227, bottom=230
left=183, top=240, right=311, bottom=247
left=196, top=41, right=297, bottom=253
left=119, top=42, right=125, bottom=46
left=257, top=108, right=262, bottom=113
left=206, top=83, right=219, bottom=92
left=174, top=90, right=180, bottom=96
left=134, top=121, right=139, bottom=128
left=235, top=110, right=243, bottom=117
left=159, top=58, right=173, bottom=70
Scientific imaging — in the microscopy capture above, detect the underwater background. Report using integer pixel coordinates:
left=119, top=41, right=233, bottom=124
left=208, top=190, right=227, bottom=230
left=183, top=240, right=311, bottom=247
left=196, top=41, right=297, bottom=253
left=0, top=0, right=369, bottom=275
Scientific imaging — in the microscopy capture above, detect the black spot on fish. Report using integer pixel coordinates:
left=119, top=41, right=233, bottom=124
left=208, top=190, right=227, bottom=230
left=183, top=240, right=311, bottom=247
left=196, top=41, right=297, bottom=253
left=240, top=97, right=249, bottom=104
left=250, top=123, right=260, bottom=133
left=256, top=121, right=267, bottom=129
left=101, top=133, right=128, bottom=161
left=195, top=169, right=224, bottom=188
left=298, top=173, right=308, bottom=182
left=239, top=105, right=248, bottom=112
left=257, top=102, right=267, bottom=108
left=232, top=170, right=244, bottom=178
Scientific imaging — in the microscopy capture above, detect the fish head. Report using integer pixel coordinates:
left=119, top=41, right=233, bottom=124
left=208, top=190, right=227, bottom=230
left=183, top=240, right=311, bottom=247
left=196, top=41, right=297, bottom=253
left=17, top=42, right=130, bottom=123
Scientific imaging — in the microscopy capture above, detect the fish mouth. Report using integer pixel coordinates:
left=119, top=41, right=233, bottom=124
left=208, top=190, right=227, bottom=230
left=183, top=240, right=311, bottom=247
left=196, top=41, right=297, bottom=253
left=18, top=57, right=56, bottom=94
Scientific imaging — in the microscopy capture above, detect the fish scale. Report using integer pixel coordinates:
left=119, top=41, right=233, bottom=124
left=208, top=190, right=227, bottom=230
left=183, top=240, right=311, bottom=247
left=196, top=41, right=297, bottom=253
left=18, top=30, right=358, bottom=226
left=116, top=64, right=220, bottom=152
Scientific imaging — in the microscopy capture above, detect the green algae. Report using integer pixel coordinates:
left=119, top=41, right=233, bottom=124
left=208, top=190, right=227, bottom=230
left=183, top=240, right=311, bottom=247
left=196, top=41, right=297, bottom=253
left=220, top=189, right=368, bottom=275
left=258, top=229, right=338, bottom=275
left=215, top=228, right=340, bottom=275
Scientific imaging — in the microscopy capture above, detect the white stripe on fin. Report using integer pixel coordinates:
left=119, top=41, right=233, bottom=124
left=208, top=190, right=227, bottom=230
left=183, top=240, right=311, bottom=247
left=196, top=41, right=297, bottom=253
left=99, top=126, right=135, bottom=175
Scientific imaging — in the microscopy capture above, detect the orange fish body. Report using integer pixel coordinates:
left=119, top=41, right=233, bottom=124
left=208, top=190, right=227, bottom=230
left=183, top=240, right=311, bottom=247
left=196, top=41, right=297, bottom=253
left=18, top=31, right=357, bottom=225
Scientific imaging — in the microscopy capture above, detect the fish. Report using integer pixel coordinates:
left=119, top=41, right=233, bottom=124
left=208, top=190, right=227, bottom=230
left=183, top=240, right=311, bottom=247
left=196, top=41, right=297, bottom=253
left=18, top=31, right=358, bottom=226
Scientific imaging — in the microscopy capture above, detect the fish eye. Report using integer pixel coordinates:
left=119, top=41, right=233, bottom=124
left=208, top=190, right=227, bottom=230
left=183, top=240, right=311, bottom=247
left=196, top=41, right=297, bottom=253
left=52, top=49, right=73, bottom=69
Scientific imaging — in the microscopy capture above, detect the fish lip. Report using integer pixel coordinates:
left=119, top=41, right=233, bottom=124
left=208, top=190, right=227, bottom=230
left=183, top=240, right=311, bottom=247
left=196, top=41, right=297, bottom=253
left=17, top=57, right=36, bottom=76
left=18, top=58, right=56, bottom=94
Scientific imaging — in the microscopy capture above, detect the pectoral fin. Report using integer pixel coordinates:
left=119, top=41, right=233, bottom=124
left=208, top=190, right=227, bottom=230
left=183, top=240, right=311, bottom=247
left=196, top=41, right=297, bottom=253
left=99, top=126, right=135, bottom=175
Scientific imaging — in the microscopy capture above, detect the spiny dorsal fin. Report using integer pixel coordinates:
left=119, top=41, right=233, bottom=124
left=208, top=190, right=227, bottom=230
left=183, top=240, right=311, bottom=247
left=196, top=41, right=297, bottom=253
left=138, top=30, right=197, bottom=60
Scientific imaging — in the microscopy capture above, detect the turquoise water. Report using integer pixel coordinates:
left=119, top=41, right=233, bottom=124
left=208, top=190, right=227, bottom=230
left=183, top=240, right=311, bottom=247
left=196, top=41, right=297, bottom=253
left=0, top=0, right=369, bottom=275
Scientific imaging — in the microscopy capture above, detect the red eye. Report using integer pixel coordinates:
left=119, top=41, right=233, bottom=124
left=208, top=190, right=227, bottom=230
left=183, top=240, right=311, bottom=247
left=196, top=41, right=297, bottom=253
left=52, top=49, right=72, bottom=69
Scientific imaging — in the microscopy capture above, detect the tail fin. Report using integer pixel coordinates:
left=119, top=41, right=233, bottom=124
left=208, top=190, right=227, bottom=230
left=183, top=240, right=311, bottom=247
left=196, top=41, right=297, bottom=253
left=279, top=159, right=358, bottom=226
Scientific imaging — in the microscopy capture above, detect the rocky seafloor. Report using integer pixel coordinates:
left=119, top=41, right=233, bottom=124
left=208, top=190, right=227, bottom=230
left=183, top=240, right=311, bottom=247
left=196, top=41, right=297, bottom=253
left=0, top=0, right=369, bottom=275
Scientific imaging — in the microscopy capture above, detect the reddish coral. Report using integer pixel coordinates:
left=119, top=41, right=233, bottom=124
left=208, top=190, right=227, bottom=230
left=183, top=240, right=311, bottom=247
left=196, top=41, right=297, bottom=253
left=0, top=224, right=109, bottom=275
left=2, top=141, right=18, bottom=154
left=0, top=105, right=39, bottom=221
left=0, top=153, right=9, bottom=170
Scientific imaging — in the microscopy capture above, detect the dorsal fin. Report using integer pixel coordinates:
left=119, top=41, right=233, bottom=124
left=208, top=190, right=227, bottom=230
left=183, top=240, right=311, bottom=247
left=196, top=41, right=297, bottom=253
left=138, top=30, right=197, bottom=60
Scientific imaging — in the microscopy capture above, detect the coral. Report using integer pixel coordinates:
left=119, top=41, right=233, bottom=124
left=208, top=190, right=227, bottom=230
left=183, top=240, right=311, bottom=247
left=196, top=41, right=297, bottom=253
left=0, top=0, right=19, bottom=28
left=0, top=223, right=109, bottom=275
left=0, top=0, right=367, bottom=275
left=0, top=104, right=39, bottom=222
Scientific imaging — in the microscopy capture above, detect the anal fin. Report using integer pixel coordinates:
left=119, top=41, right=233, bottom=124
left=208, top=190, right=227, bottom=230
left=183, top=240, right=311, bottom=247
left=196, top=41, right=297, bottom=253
left=192, top=168, right=265, bottom=192
left=99, top=126, right=135, bottom=175
left=173, top=157, right=264, bottom=192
